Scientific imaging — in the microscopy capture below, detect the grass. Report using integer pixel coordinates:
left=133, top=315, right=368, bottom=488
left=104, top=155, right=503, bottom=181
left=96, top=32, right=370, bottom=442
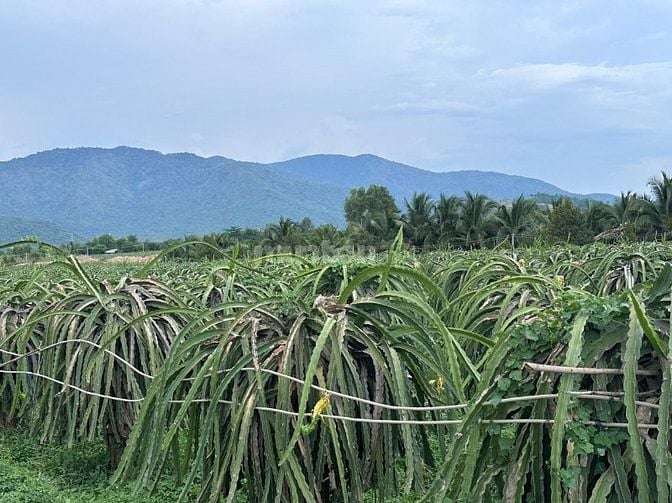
left=0, top=428, right=421, bottom=503
left=0, top=429, right=203, bottom=503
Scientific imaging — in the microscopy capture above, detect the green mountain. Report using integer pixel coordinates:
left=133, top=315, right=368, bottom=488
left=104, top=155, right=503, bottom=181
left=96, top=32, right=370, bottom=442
left=0, top=147, right=614, bottom=240
left=0, top=215, right=79, bottom=244
left=269, top=154, right=614, bottom=203
left=0, top=147, right=347, bottom=240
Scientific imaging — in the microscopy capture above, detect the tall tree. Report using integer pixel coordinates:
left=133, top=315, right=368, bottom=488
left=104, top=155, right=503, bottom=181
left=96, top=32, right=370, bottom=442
left=547, top=199, right=593, bottom=245
left=203, top=232, right=229, bottom=249
left=298, top=217, right=314, bottom=233
left=305, top=224, right=345, bottom=248
left=633, top=172, right=672, bottom=239
left=611, top=191, right=636, bottom=225
left=585, top=201, right=617, bottom=235
left=495, top=196, right=540, bottom=248
left=344, top=185, right=400, bottom=246
left=262, top=217, right=302, bottom=250
left=435, top=195, right=462, bottom=247
left=459, top=192, right=497, bottom=249
left=401, top=192, right=436, bottom=248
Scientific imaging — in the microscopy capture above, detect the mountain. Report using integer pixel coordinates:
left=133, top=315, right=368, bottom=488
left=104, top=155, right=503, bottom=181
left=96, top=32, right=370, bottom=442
left=0, top=147, right=614, bottom=240
left=0, top=147, right=348, bottom=240
left=0, top=215, right=79, bottom=244
left=269, top=154, right=615, bottom=203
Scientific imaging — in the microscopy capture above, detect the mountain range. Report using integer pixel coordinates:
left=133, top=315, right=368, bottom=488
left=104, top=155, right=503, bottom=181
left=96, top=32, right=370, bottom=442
left=0, top=146, right=614, bottom=242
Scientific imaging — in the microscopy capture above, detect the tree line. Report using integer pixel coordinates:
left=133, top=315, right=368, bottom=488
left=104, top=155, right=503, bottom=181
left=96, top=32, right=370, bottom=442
left=3, top=171, right=672, bottom=263
left=226, top=170, right=672, bottom=252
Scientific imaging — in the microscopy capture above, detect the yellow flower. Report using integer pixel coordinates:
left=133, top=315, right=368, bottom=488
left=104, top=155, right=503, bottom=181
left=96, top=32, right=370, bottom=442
left=555, top=275, right=565, bottom=288
left=312, top=393, right=330, bottom=422
left=428, top=376, right=445, bottom=393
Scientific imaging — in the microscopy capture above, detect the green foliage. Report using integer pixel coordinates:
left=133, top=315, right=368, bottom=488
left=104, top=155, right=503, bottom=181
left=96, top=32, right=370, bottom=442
left=401, top=192, right=437, bottom=248
left=261, top=217, right=303, bottom=250
left=495, top=195, right=543, bottom=247
left=345, top=184, right=401, bottom=245
left=1, top=242, right=672, bottom=501
left=585, top=201, right=618, bottom=235
left=633, top=171, right=672, bottom=239
left=548, top=199, right=594, bottom=244
left=458, top=192, right=497, bottom=249
left=0, top=429, right=202, bottom=502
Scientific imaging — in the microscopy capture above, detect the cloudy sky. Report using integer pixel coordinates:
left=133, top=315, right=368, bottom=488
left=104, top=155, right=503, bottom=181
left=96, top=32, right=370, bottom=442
left=1, top=0, right=671, bottom=194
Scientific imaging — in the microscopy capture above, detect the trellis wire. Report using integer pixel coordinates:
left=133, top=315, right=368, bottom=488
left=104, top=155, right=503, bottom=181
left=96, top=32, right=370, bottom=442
left=1, top=341, right=661, bottom=413
left=0, top=368, right=664, bottom=429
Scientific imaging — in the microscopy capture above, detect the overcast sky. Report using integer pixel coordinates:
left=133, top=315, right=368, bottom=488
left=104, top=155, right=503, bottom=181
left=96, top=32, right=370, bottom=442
left=1, top=0, right=671, bottom=194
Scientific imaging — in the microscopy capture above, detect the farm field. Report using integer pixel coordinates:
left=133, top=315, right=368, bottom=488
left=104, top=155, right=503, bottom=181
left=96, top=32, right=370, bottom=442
left=1, top=241, right=672, bottom=502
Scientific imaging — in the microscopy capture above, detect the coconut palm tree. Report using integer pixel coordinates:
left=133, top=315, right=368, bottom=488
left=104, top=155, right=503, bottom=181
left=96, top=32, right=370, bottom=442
left=495, top=195, right=540, bottom=248
left=203, top=232, right=229, bottom=249
left=305, top=224, right=346, bottom=248
left=611, top=191, right=636, bottom=225
left=633, top=172, right=672, bottom=239
left=401, top=192, right=436, bottom=249
left=435, top=195, right=462, bottom=247
left=585, top=201, right=618, bottom=235
left=298, top=217, right=314, bottom=233
left=262, top=217, right=302, bottom=250
left=459, top=192, right=497, bottom=249
left=347, top=209, right=399, bottom=248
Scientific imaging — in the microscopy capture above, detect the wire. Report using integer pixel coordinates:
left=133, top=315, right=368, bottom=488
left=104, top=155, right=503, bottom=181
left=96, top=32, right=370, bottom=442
left=0, top=340, right=662, bottom=413
left=0, top=339, right=152, bottom=378
left=0, top=368, right=663, bottom=429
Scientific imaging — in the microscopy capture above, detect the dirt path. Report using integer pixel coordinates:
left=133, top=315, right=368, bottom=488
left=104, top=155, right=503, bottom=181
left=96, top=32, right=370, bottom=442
left=74, top=254, right=158, bottom=264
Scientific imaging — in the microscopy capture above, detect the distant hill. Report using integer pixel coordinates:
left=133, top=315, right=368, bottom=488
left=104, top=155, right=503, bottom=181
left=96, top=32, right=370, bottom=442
left=0, top=147, right=347, bottom=240
left=0, top=215, right=79, bottom=244
left=0, top=147, right=614, bottom=240
left=269, top=154, right=615, bottom=203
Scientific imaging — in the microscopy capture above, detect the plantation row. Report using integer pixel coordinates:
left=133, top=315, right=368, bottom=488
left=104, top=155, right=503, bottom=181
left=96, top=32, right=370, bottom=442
left=1, top=241, right=672, bottom=501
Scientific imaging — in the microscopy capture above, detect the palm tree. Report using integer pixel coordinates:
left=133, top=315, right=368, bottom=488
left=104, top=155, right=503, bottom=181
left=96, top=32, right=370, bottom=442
left=633, top=172, right=672, bottom=239
left=459, top=192, right=497, bottom=249
left=611, top=191, right=636, bottom=225
left=495, top=195, right=540, bottom=248
left=262, top=217, right=302, bottom=250
left=585, top=201, right=618, bottom=235
left=203, top=232, right=229, bottom=249
left=435, top=195, right=462, bottom=247
left=401, top=193, right=436, bottom=249
left=305, top=224, right=345, bottom=248
left=347, top=209, right=399, bottom=247
left=298, top=217, right=314, bottom=233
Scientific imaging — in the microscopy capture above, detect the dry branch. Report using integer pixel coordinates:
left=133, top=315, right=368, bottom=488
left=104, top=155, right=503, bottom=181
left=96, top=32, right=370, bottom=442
left=524, top=362, right=658, bottom=376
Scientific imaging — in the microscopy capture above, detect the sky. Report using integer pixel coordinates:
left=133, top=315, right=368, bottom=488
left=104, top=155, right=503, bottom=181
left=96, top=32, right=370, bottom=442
left=1, top=0, right=671, bottom=194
